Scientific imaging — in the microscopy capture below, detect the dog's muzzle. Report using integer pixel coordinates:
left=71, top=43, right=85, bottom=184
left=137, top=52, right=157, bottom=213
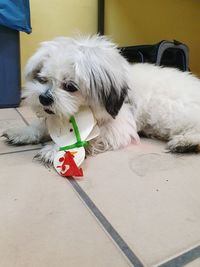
left=39, top=90, right=54, bottom=106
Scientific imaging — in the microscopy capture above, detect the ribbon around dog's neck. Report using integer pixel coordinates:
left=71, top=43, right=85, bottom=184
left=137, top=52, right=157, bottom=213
left=59, top=116, right=89, bottom=151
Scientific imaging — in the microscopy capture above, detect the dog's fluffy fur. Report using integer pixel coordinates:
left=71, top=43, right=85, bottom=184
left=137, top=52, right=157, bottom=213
left=3, top=35, right=200, bottom=164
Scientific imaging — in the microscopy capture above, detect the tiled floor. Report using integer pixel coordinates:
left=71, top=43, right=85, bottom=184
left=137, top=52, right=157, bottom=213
left=0, top=106, right=200, bottom=267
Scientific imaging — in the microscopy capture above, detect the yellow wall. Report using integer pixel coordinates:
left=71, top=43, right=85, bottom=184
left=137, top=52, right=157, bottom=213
left=105, top=0, right=200, bottom=76
left=21, top=0, right=200, bottom=81
left=20, top=0, right=97, bottom=82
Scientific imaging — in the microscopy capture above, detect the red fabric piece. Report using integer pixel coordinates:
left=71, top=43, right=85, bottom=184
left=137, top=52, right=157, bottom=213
left=57, top=151, right=83, bottom=178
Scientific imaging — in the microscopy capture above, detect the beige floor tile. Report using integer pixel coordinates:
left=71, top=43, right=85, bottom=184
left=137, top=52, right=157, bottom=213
left=0, top=139, right=41, bottom=155
left=0, top=108, right=20, bottom=120
left=16, top=105, right=37, bottom=124
left=79, top=138, right=200, bottom=266
left=185, top=258, right=200, bottom=267
left=0, top=151, right=130, bottom=267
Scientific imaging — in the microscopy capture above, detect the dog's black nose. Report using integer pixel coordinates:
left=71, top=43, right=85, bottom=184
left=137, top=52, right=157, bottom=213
left=39, top=91, right=53, bottom=106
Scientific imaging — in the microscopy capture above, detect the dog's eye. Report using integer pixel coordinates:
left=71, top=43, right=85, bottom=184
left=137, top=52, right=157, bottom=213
left=36, top=76, right=48, bottom=84
left=62, top=82, right=78, bottom=92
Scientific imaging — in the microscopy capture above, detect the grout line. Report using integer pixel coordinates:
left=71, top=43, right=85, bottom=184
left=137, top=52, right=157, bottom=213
left=157, top=245, right=200, bottom=267
left=68, top=179, right=144, bottom=267
left=0, top=147, right=40, bottom=156
left=8, top=108, right=200, bottom=267
left=15, top=108, right=29, bottom=126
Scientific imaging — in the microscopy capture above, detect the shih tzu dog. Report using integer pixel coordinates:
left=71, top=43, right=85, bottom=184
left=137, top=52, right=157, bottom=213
left=2, top=35, right=200, bottom=164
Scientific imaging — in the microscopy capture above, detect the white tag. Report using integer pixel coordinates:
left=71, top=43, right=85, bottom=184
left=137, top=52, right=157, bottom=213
left=47, top=106, right=97, bottom=147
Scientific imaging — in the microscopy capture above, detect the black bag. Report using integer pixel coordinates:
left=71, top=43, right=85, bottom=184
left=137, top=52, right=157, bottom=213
left=120, top=40, right=189, bottom=71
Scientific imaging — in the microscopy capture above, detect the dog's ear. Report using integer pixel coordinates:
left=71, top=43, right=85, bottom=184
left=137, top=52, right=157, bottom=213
left=24, top=51, right=45, bottom=80
left=24, top=41, right=53, bottom=80
left=101, top=85, right=128, bottom=119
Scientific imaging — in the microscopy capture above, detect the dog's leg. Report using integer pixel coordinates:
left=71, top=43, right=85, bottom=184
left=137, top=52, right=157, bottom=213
left=34, top=144, right=59, bottom=166
left=86, top=135, right=111, bottom=155
left=167, top=133, right=200, bottom=153
left=2, top=118, right=50, bottom=145
left=87, top=110, right=139, bottom=155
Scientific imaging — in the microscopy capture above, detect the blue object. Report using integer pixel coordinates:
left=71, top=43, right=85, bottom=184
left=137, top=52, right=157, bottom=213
left=0, top=26, right=21, bottom=108
left=0, top=0, right=31, bottom=108
left=0, top=0, right=31, bottom=33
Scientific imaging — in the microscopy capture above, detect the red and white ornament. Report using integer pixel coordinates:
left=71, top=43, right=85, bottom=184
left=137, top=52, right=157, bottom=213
left=47, top=107, right=99, bottom=178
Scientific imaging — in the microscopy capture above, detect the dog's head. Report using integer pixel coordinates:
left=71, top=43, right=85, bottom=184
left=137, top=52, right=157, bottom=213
left=24, top=35, right=130, bottom=119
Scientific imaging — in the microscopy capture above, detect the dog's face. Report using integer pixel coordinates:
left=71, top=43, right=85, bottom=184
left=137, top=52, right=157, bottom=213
left=24, top=35, right=130, bottom=120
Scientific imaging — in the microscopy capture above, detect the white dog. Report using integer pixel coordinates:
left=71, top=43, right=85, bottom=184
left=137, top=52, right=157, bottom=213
left=3, top=35, right=200, bottom=164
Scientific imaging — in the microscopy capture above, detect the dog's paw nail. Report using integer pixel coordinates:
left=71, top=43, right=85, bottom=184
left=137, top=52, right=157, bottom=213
left=1, top=133, right=8, bottom=138
left=44, top=161, right=52, bottom=168
left=33, top=153, right=53, bottom=167
left=33, top=154, right=40, bottom=161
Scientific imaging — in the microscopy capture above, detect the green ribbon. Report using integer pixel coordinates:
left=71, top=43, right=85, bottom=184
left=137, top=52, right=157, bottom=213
left=59, top=116, right=89, bottom=151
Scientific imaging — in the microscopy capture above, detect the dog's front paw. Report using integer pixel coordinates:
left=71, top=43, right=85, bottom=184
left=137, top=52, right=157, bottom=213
left=34, top=144, right=59, bottom=166
left=86, top=137, right=111, bottom=155
left=2, top=127, right=40, bottom=145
